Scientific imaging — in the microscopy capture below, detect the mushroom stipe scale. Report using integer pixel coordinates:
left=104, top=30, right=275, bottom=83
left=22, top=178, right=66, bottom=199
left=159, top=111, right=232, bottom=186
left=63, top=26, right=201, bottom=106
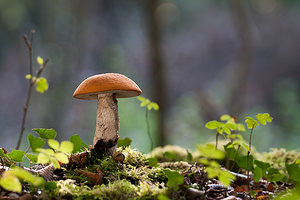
left=73, top=73, right=142, bottom=155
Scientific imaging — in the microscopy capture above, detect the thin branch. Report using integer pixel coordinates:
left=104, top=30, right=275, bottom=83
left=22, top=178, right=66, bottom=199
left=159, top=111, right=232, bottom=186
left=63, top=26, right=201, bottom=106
left=16, top=31, right=49, bottom=150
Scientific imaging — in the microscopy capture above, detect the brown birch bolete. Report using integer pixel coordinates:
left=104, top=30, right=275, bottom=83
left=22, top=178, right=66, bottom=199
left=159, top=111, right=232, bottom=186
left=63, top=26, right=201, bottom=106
left=73, top=73, right=142, bottom=155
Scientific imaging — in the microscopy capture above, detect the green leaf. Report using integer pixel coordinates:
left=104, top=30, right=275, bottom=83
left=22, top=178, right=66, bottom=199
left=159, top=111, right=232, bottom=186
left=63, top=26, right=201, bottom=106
left=7, top=149, right=25, bottom=162
left=224, top=143, right=238, bottom=160
left=237, top=123, right=246, bottom=132
left=163, top=169, right=184, bottom=191
left=253, top=167, right=263, bottom=182
left=117, top=137, right=132, bottom=148
left=223, top=127, right=231, bottom=135
left=55, top=153, right=69, bottom=163
left=50, top=157, right=60, bottom=169
left=237, top=155, right=254, bottom=171
left=48, top=139, right=59, bottom=150
left=245, top=117, right=259, bottom=129
left=33, top=128, right=57, bottom=139
left=286, top=163, right=300, bottom=182
left=37, top=153, right=50, bottom=164
left=205, top=120, right=219, bottom=130
left=205, top=166, right=219, bottom=178
left=0, top=173, right=22, bottom=193
left=44, top=181, right=57, bottom=191
left=220, top=114, right=231, bottom=121
left=296, top=159, right=300, bottom=164
left=187, top=150, right=193, bottom=162
left=219, top=170, right=235, bottom=187
left=10, top=167, right=44, bottom=186
left=28, top=134, right=45, bottom=153
left=157, top=194, right=170, bottom=200
left=254, top=160, right=271, bottom=171
left=197, top=144, right=225, bottom=159
left=137, top=96, right=146, bottom=102
left=151, top=102, right=159, bottom=111
left=37, top=56, right=44, bottom=65
left=164, top=152, right=177, bottom=161
left=270, top=173, right=285, bottom=182
left=241, top=143, right=250, bottom=152
left=224, top=123, right=237, bottom=130
left=147, top=157, right=158, bottom=167
left=25, top=74, right=32, bottom=79
left=35, top=77, right=48, bottom=93
left=70, top=134, right=88, bottom=153
left=26, top=154, right=38, bottom=164
left=256, top=113, right=273, bottom=125
left=59, top=141, right=74, bottom=153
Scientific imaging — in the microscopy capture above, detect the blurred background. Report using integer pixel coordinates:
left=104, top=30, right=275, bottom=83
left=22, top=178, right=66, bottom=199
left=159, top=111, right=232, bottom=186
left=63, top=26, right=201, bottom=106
left=0, top=0, right=300, bottom=154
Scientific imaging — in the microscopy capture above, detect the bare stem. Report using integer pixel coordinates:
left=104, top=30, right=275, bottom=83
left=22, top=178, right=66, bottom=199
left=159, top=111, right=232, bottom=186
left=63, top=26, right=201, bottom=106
left=145, top=109, right=154, bottom=152
left=247, top=125, right=255, bottom=196
left=215, top=132, right=219, bottom=149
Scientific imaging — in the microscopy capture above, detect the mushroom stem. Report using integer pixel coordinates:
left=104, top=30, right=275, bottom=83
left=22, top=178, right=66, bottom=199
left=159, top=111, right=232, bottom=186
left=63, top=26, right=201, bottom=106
left=94, top=93, right=119, bottom=154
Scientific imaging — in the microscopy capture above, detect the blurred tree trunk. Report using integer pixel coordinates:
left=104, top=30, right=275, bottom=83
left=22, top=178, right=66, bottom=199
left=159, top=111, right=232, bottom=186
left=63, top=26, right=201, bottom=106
left=227, top=0, right=254, bottom=116
left=145, top=0, right=167, bottom=147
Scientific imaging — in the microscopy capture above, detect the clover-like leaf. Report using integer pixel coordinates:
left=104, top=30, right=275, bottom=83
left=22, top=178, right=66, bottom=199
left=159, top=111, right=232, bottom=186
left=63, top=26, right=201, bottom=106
left=50, top=157, right=60, bottom=169
left=197, top=144, right=225, bottom=160
left=236, top=123, right=246, bottom=132
left=35, top=77, right=48, bottom=93
left=256, top=113, right=273, bottom=125
left=219, top=170, right=235, bottom=187
left=220, top=114, right=231, bottom=121
left=205, top=120, right=219, bottom=130
left=59, top=141, right=74, bottom=153
left=37, top=153, right=50, bottom=164
left=245, top=117, right=259, bottom=129
left=55, top=153, right=69, bottom=163
left=48, top=139, right=59, bottom=150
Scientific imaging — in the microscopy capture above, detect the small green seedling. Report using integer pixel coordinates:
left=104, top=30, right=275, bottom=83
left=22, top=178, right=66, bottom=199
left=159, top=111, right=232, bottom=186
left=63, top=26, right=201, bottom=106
left=205, top=114, right=245, bottom=148
left=244, top=113, right=273, bottom=195
left=36, top=139, right=73, bottom=169
left=198, top=144, right=236, bottom=187
left=137, top=96, right=159, bottom=152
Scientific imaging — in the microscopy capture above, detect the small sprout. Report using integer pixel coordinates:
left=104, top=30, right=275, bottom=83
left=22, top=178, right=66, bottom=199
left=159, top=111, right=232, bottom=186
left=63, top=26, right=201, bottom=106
left=37, top=56, right=44, bottom=65
left=137, top=96, right=159, bottom=111
left=245, top=117, right=259, bottom=129
left=25, top=74, right=32, bottom=79
left=35, top=77, right=49, bottom=93
left=36, top=140, right=74, bottom=169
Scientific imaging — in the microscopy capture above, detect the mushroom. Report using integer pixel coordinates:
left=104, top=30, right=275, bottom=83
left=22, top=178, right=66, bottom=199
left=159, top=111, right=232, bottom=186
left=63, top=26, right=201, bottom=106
left=73, top=73, right=142, bottom=155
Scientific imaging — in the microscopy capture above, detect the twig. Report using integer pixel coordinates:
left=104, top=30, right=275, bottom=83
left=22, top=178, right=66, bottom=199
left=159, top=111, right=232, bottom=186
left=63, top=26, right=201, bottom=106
left=16, top=31, right=49, bottom=149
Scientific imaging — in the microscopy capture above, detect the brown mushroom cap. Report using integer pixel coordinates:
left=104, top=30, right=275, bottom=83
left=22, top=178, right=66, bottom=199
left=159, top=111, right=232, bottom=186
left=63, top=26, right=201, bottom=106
left=73, top=73, right=142, bottom=100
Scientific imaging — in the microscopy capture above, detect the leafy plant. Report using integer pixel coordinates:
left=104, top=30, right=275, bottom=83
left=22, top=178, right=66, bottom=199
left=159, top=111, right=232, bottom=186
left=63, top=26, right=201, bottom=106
left=244, top=113, right=273, bottom=196
left=205, top=114, right=245, bottom=148
left=36, top=139, right=73, bottom=169
left=163, top=169, right=184, bottom=191
left=137, top=96, right=159, bottom=152
left=198, top=144, right=236, bottom=187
